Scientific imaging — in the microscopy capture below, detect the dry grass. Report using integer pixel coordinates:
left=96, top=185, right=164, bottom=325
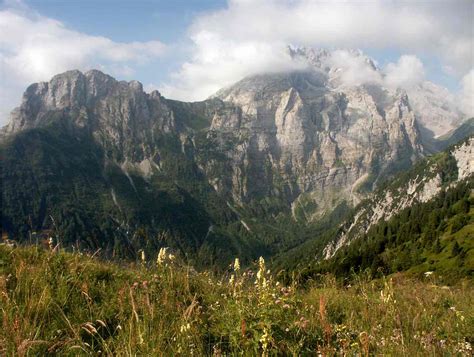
left=0, top=245, right=472, bottom=355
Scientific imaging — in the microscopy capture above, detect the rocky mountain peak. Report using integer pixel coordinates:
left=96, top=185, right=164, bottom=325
left=2, top=69, right=155, bottom=135
left=290, top=47, right=467, bottom=138
left=0, top=64, right=445, bottom=219
left=210, top=65, right=424, bottom=215
left=288, top=46, right=378, bottom=78
left=1, top=70, right=180, bottom=174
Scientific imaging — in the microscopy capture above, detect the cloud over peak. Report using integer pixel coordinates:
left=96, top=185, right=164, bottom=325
left=0, top=0, right=472, bottom=124
left=384, top=55, right=426, bottom=90
left=163, top=0, right=472, bottom=103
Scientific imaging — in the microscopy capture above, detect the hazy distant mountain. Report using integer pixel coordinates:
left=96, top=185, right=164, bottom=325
left=406, top=81, right=463, bottom=138
left=286, top=47, right=467, bottom=141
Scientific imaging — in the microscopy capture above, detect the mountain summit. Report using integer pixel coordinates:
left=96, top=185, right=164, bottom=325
left=213, top=68, right=422, bottom=215
left=286, top=47, right=466, bottom=139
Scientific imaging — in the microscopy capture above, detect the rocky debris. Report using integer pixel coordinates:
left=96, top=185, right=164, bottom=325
left=453, top=139, right=473, bottom=180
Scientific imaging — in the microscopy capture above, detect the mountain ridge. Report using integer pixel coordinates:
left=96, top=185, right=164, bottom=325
left=0, top=64, right=470, bottom=268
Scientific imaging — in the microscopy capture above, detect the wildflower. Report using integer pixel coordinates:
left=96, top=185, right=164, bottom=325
left=168, top=253, right=176, bottom=261
left=213, top=345, right=222, bottom=356
left=256, top=256, right=267, bottom=287
left=157, top=247, right=168, bottom=265
left=141, top=250, right=146, bottom=263
left=260, top=327, right=271, bottom=355
left=233, top=258, right=240, bottom=272
left=229, top=274, right=235, bottom=285
left=180, top=323, right=191, bottom=333
left=48, top=237, right=54, bottom=250
left=294, top=317, right=309, bottom=330
left=457, top=341, right=472, bottom=356
left=455, top=310, right=465, bottom=321
left=424, top=271, right=434, bottom=277
left=241, top=319, right=246, bottom=337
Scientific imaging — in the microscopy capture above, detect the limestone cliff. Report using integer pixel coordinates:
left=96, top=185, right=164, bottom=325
left=3, top=65, right=425, bottom=221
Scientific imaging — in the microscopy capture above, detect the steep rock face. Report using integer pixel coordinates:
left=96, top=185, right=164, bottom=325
left=323, top=136, right=473, bottom=258
left=3, top=66, right=424, bottom=221
left=211, top=70, right=423, bottom=217
left=4, top=70, right=176, bottom=171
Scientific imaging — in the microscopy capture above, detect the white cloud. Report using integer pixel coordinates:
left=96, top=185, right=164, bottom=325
left=1, top=0, right=472, bottom=123
left=161, top=33, right=307, bottom=101
left=323, top=49, right=382, bottom=87
left=384, top=55, right=425, bottom=89
left=163, top=0, right=473, bottom=101
left=0, top=7, right=166, bottom=124
left=459, top=69, right=474, bottom=117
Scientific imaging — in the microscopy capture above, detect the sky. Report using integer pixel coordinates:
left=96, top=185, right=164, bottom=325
left=0, top=0, right=473, bottom=124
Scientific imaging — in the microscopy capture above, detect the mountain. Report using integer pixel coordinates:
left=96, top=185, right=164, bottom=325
left=1, top=70, right=257, bottom=266
left=323, top=136, right=473, bottom=258
left=0, top=60, right=451, bottom=266
left=275, top=136, right=473, bottom=281
left=213, top=68, right=423, bottom=217
left=287, top=47, right=467, bottom=144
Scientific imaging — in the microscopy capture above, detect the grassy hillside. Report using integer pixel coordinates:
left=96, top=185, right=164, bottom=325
left=1, top=245, right=473, bottom=355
